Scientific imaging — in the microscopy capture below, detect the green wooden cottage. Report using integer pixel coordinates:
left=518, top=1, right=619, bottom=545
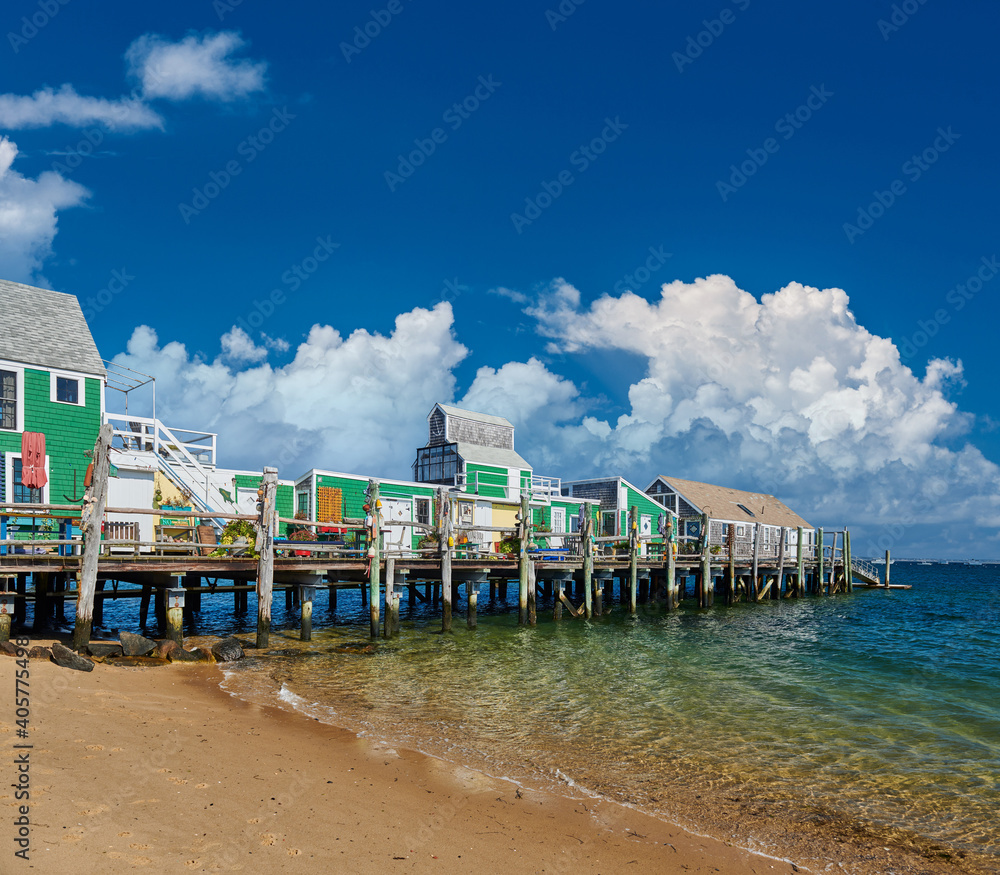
left=0, top=279, right=105, bottom=515
left=561, top=475, right=668, bottom=549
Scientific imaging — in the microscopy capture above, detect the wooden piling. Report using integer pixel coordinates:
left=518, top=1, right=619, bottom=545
left=594, top=571, right=605, bottom=616
left=750, top=522, right=761, bottom=602
left=795, top=526, right=804, bottom=598
left=699, top=512, right=711, bottom=608
left=165, top=578, right=184, bottom=645
left=255, top=467, right=278, bottom=649
left=553, top=577, right=563, bottom=620
left=518, top=491, right=529, bottom=625
left=845, top=529, right=853, bottom=593
left=300, top=584, right=316, bottom=641
left=666, top=517, right=677, bottom=611
left=527, top=560, right=537, bottom=626
left=439, top=488, right=453, bottom=633
left=628, top=506, right=639, bottom=616
left=384, top=557, right=395, bottom=639
left=816, top=528, right=825, bottom=596
left=73, top=422, right=112, bottom=650
left=368, top=479, right=382, bottom=639
left=582, top=513, right=593, bottom=619
left=139, top=583, right=151, bottom=629
left=885, top=548, right=891, bottom=588
left=467, top=575, right=478, bottom=630
left=828, top=530, right=839, bottom=594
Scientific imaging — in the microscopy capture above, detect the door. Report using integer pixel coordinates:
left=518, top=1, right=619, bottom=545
left=551, top=507, right=565, bottom=548
left=381, top=497, right=412, bottom=553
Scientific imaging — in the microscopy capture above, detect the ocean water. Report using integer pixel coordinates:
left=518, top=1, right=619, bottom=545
left=90, top=563, right=1000, bottom=866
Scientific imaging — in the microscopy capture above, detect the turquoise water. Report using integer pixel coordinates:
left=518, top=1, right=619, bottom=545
left=96, top=563, right=1000, bottom=864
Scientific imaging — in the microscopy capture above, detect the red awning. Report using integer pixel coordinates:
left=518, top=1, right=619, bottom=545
left=21, top=432, right=48, bottom=490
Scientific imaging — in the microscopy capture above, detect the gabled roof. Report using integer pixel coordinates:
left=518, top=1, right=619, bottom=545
left=650, top=475, right=812, bottom=528
left=0, top=278, right=105, bottom=376
left=455, top=442, right=530, bottom=470
left=434, top=404, right=513, bottom=429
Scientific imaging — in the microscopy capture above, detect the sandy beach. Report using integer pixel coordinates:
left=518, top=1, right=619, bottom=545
left=0, top=642, right=981, bottom=875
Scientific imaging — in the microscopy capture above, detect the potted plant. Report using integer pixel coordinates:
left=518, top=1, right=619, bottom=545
left=288, top=511, right=317, bottom=557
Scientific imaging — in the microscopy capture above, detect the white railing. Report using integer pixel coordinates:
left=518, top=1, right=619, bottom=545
left=105, top=414, right=230, bottom=529
left=850, top=557, right=881, bottom=584
left=530, top=474, right=561, bottom=503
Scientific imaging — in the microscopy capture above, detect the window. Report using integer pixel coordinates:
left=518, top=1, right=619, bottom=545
left=413, top=442, right=460, bottom=483
left=0, top=369, right=16, bottom=430
left=56, top=376, right=78, bottom=404
left=50, top=371, right=85, bottom=407
left=12, top=458, right=41, bottom=504
left=415, top=498, right=430, bottom=525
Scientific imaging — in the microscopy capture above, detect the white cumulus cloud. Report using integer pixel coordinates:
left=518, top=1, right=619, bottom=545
left=111, top=303, right=467, bottom=478
left=126, top=31, right=267, bottom=102
left=0, top=137, right=88, bottom=284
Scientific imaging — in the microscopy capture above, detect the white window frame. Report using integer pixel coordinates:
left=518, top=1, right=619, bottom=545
left=50, top=369, right=88, bottom=407
left=0, top=361, right=25, bottom=433
left=4, top=452, right=50, bottom=505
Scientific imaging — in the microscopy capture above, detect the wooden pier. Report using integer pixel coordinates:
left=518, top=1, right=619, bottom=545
left=0, top=428, right=880, bottom=648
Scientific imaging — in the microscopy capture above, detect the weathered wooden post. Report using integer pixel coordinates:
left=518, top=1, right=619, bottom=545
left=518, top=491, right=530, bottom=625
left=383, top=557, right=395, bottom=639
left=165, top=578, right=184, bottom=645
left=582, top=512, right=593, bottom=619
left=527, top=559, right=537, bottom=625
left=255, top=466, right=278, bottom=648
left=299, top=584, right=316, bottom=641
left=665, top=515, right=677, bottom=611
left=439, top=489, right=453, bottom=633
left=725, top=525, right=736, bottom=606
left=828, top=530, right=839, bottom=594
left=368, top=479, right=382, bottom=639
left=0, top=589, right=14, bottom=642
left=553, top=575, right=563, bottom=620
left=775, top=527, right=787, bottom=599
left=750, top=522, right=761, bottom=602
left=816, top=528, right=825, bottom=596
left=885, top=548, right=891, bottom=588
left=467, top=574, right=478, bottom=630
left=844, top=529, right=852, bottom=592
left=699, top=511, right=712, bottom=608
left=795, top=526, right=804, bottom=598
left=73, top=423, right=112, bottom=650
left=628, top=506, right=638, bottom=616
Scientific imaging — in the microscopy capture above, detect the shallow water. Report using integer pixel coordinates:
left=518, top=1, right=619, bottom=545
left=93, top=563, right=1000, bottom=864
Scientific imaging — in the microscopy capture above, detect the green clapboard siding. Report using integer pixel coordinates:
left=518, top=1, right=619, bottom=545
left=0, top=368, right=101, bottom=517
left=465, top=463, right=510, bottom=499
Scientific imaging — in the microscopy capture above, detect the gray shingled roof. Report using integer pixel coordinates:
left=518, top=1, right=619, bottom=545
left=652, top=475, right=812, bottom=529
left=0, top=278, right=105, bottom=376
left=435, top=404, right=513, bottom=429
left=455, top=442, right=530, bottom=470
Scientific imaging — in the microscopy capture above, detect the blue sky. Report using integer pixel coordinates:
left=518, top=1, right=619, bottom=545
left=3, top=0, right=999, bottom=558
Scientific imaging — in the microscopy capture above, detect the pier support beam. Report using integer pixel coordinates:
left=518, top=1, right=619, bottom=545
left=796, top=526, right=804, bottom=598
left=885, top=548, right=891, bottom=589
left=73, top=423, right=112, bottom=650
left=628, top=506, right=639, bottom=616
left=439, top=489, right=453, bottom=633
left=255, top=467, right=278, bottom=649
left=518, top=492, right=529, bottom=625
left=527, top=560, right=537, bottom=626
left=816, top=529, right=825, bottom=597
left=165, top=581, right=184, bottom=645
left=368, top=479, right=381, bottom=639
left=299, top=584, right=316, bottom=641
left=384, top=558, right=395, bottom=639
left=582, top=513, right=593, bottom=619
